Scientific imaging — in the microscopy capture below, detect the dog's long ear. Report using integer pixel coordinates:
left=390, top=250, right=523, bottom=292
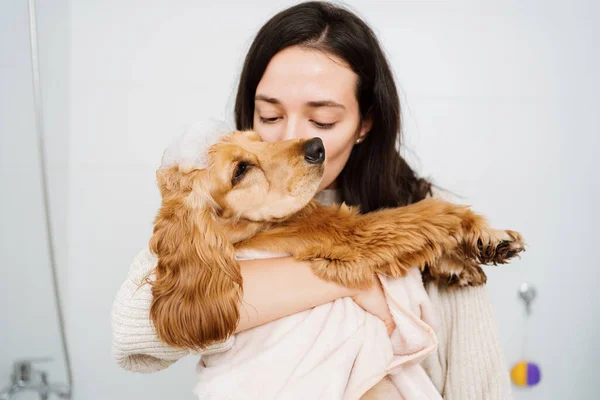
left=149, top=167, right=242, bottom=350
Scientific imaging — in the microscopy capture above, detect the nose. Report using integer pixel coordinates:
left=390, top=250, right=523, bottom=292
left=303, top=137, right=325, bottom=164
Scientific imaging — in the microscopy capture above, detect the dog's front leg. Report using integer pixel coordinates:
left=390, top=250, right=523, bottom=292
left=237, top=199, right=524, bottom=288
left=235, top=201, right=383, bottom=287
left=338, top=198, right=525, bottom=288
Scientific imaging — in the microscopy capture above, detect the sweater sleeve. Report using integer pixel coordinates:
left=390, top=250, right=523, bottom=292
left=111, top=248, right=234, bottom=373
left=421, top=282, right=512, bottom=399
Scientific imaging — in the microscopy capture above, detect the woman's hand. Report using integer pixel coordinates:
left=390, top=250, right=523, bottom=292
left=351, top=277, right=396, bottom=336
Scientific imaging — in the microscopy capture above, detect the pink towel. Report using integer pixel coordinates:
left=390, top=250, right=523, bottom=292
left=194, top=250, right=441, bottom=400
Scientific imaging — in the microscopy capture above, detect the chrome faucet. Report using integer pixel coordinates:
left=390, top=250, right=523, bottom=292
left=0, top=359, right=70, bottom=400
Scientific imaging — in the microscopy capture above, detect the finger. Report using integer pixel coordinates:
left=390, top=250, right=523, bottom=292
left=386, top=319, right=396, bottom=336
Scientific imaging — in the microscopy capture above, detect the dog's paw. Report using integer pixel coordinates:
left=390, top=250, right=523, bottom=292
left=446, top=264, right=488, bottom=288
left=477, top=229, right=525, bottom=265
left=424, top=256, right=488, bottom=288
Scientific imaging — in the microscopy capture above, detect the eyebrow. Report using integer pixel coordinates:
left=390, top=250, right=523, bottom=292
left=255, top=95, right=345, bottom=109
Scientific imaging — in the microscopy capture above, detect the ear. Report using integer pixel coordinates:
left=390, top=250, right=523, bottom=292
left=357, top=111, right=373, bottom=143
left=149, top=170, right=242, bottom=350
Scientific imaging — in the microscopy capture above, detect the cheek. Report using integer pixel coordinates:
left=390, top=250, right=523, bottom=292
left=253, top=115, right=279, bottom=143
left=319, top=132, right=356, bottom=189
left=224, top=173, right=268, bottom=211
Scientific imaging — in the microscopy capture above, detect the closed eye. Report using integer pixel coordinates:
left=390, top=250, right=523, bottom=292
left=311, top=120, right=336, bottom=129
left=259, top=117, right=281, bottom=124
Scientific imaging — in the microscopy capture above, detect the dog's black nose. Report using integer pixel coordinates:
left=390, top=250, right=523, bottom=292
left=303, top=137, right=325, bottom=164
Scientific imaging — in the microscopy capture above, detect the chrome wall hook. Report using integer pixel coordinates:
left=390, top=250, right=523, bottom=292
left=518, top=282, right=537, bottom=316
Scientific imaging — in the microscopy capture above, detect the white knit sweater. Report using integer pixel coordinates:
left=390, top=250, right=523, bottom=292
left=111, top=190, right=512, bottom=399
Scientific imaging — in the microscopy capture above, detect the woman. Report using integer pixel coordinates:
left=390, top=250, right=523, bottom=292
left=112, top=2, right=511, bottom=398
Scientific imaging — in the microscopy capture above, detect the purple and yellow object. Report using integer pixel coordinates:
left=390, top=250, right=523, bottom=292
left=510, top=361, right=541, bottom=387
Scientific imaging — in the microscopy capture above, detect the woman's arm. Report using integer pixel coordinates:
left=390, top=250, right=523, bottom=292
left=236, top=256, right=354, bottom=333
left=237, top=256, right=395, bottom=335
left=112, top=248, right=392, bottom=372
left=236, top=257, right=356, bottom=333
left=421, top=282, right=512, bottom=399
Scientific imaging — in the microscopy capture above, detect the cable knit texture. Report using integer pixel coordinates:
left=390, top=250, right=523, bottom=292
left=421, top=282, right=512, bottom=399
left=111, top=188, right=512, bottom=399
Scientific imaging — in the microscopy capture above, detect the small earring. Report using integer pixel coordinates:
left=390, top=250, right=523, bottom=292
left=355, top=138, right=363, bottom=144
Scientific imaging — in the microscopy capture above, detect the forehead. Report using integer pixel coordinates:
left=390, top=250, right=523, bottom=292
left=256, top=46, right=358, bottom=106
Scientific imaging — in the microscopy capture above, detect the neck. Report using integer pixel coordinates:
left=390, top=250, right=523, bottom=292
left=314, top=188, right=341, bottom=207
left=216, top=189, right=341, bottom=244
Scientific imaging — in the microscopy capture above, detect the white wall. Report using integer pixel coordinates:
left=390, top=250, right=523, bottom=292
left=6, top=0, right=598, bottom=399
left=0, top=0, right=68, bottom=396
left=389, top=3, right=599, bottom=400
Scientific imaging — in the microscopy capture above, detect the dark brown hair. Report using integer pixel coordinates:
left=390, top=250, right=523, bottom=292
left=234, top=1, right=432, bottom=213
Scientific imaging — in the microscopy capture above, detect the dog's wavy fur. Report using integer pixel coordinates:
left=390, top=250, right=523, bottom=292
left=148, top=130, right=524, bottom=351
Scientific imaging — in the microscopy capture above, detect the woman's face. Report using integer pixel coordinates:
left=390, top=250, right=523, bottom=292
left=253, top=46, right=371, bottom=190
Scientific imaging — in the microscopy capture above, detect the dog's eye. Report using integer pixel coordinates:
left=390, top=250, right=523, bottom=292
left=232, top=162, right=249, bottom=185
